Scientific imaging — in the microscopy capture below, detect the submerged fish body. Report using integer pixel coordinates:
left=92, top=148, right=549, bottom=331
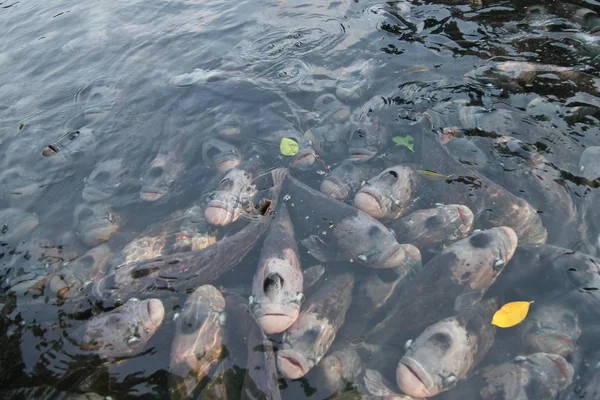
left=251, top=203, right=303, bottom=334
left=396, top=298, right=498, bottom=398
left=170, top=285, right=226, bottom=398
left=278, top=272, right=355, bottom=380
left=282, top=173, right=418, bottom=269
left=365, top=227, right=518, bottom=347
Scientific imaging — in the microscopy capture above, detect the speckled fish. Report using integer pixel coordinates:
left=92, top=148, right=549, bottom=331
left=201, top=138, right=242, bottom=175
left=48, top=244, right=112, bottom=298
left=73, top=203, right=120, bottom=247
left=281, top=172, right=416, bottom=269
left=140, top=149, right=185, bottom=202
left=354, top=166, right=418, bottom=220
left=204, top=161, right=262, bottom=227
left=365, top=227, right=517, bottom=347
left=445, top=352, right=574, bottom=400
left=170, top=285, right=226, bottom=398
left=70, top=297, right=164, bottom=360
left=313, top=94, right=351, bottom=124
left=93, top=169, right=285, bottom=304
left=82, top=158, right=132, bottom=202
left=396, top=298, right=497, bottom=398
left=320, top=160, right=381, bottom=200
left=251, top=203, right=303, bottom=334
left=0, top=166, right=49, bottom=209
left=277, top=272, right=354, bottom=379
left=387, top=204, right=475, bottom=251
left=107, top=204, right=217, bottom=274
left=520, top=303, right=581, bottom=358
left=0, top=208, right=39, bottom=245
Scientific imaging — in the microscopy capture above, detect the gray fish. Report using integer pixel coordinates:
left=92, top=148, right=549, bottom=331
left=82, top=158, right=132, bottom=202
left=251, top=203, right=303, bottom=334
left=170, top=285, right=226, bottom=398
left=336, top=60, right=377, bottom=101
left=48, top=244, right=112, bottom=298
left=140, top=150, right=185, bottom=202
left=366, top=227, right=517, bottom=347
left=304, top=123, right=351, bottom=161
left=313, top=94, right=351, bottom=124
left=73, top=203, right=120, bottom=247
left=0, top=208, right=39, bottom=244
left=446, top=353, right=574, bottom=400
left=0, top=166, right=49, bottom=209
left=281, top=172, right=419, bottom=269
left=354, top=166, right=418, bottom=220
left=201, top=138, right=242, bottom=175
left=320, top=160, right=381, bottom=200
left=70, top=297, right=164, bottom=360
left=396, top=298, right=498, bottom=398
left=347, top=114, right=390, bottom=162
left=277, top=272, right=355, bottom=379
left=520, top=303, right=581, bottom=358
left=387, top=204, right=475, bottom=250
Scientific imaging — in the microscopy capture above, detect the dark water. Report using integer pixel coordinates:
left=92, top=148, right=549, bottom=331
left=2, top=0, right=600, bottom=399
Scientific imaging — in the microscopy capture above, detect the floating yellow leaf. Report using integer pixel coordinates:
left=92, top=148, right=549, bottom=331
left=280, top=137, right=299, bottom=156
left=491, top=301, right=534, bottom=328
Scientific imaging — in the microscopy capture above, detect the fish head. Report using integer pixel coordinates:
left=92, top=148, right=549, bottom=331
left=0, top=166, right=47, bottom=207
left=140, top=152, right=185, bottom=201
left=406, top=204, right=475, bottom=243
left=170, top=285, right=225, bottom=395
left=521, top=305, right=581, bottom=357
left=397, top=318, right=471, bottom=397
left=276, top=129, right=316, bottom=169
left=320, top=161, right=361, bottom=199
left=335, top=60, right=376, bottom=101
left=318, top=348, right=362, bottom=395
left=445, top=227, right=518, bottom=291
left=204, top=168, right=256, bottom=226
left=74, top=203, right=120, bottom=246
left=493, top=136, right=545, bottom=169
left=201, top=138, right=241, bottom=175
left=354, top=166, right=416, bottom=220
left=347, top=120, right=386, bottom=161
left=251, top=252, right=303, bottom=334
left=278, top=313, right=334, bottom=379
left=580, top=146, right=600, bottom=181
left=313, top=94, right=351, bottom=124
left=0, top=208, right=40, bottom=243
left=83, top=158, right=129, bottom=202
left=49, top=245, right=112, bottom=298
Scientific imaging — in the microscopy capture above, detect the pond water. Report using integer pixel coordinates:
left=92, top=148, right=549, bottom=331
left=1, top=0, right=600, bottom=399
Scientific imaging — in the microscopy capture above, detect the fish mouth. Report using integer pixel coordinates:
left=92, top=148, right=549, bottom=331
left=320, top=177, right=349, bottom=199
left=293, top=150, right=316, bottom=168
left=373, top=242, right=407, bottom=269
left=542, top=353, right=573, bottom=381
left=348, top=148, right=377, bottom=161
left=254, top=305, right=299, bottom=334
left=9, top=183, right=44, bottom=198
left=49, top=275, right=70, bottom=297
left=396, top=357, right=435, bottom=398
left=204, top=201, right=235, bottom=226
left=142, top=298, right=165, bottom=330
left=499, top=227, right=518, bottom=259
left=79, top=223, right=117, bottom=246
left=140, top=189, right=167, bottom=202
left=354, top=188, right=385, bottom=219
left=277, top=349, right=310, bottom=379
left=215, top=158, right=240, bottom=174
left=529, top=331, right=574, bottom=356
left=82, top=186, right=113, bottom=202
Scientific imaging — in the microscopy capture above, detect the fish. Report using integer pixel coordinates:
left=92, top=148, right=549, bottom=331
left=48, top=244, right=112, bottom=298
left=82, top=158, right=132, bottom=202
left=170, top=285, right=226, bottom=398
left=304, top=123, right=351, bottom=162
left=579, top=146, right=600, bottom=258
left=320, top=160, right=381, bottom=200
left=396, top=298, right=498, bottom=398
left=0, top=208, right=39, bottom=245
left=336, top=59, right=377, bottom=101
left=251, top=203, right=303, bottom=334
left=204, top=162, right=261, bottom=227
left=520, top=303, right=581, bottom=358
left=70, top=297, right=164, bottom=360
left=140, top=150, right=185, bottom=202
left=0, top=166, right=49, bottom=209
left=40, top=128, right=96, bottom=165
left=201, top=138, right=242, bottom=175
left=73, top=203, right=120, bottom=247
left=446, top=353, right=574, bottom=400
left=313, top=94, right=351, bottom=124
left=365, top=227, right=518, bottom=347
left=347, top=114, right=390, bottom=162
left=281, top=172, right=418, bottom=269
left=277, top=272, right=355, bottom=379
left=387, top=204, right=475, bottom=250
left=354, top=166, right=418, bottom=220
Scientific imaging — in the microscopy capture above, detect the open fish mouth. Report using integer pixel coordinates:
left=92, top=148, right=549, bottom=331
left=354, top=188, right=385, bottom=218
left=140, top=189, right=168, bottom=201
left=348, top=148, right=377, bottom=161
left=204, top=201, right=236, bottom=226
left=215, top=158, right=240, bottom=174
left=293, top=150, right=316, bottom=168
left=140, top=298, right=165, bottom=330
left=277, top=349, right=309, bottom=379
left=320, top=177, right=348, bottom=199
left=396, top=356, right=436, bottom=398
left=372, top=243, right=406, bottom=269
left=542, top=353, right=574, bottom=381
left=254, top=304, right=299, bottom=334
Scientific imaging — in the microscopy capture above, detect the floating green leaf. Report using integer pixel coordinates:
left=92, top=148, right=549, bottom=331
left=280, top=137, right=299, bottom=156
left=392, top=135, right=414, bottom=152
left=415, top=169, right=453, bottom=181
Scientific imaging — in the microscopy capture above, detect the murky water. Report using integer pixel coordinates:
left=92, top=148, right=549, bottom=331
left=2, top=0, right=600, bottom=399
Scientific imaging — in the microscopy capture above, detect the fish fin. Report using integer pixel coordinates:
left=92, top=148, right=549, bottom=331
left=301, top=235, right=341, bottom=262
left=303, top=264, right=325, bottom=290
left=454, top=290, right=484, bottom=312
left=363, top=369, right=396, bottom=397
left=271, top=167, right=289, bottom=186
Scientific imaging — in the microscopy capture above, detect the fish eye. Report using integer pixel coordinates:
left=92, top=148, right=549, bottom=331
left=149, top=166, right=164, bottom=178
left=220, top=178, right=233, bottom=190
left=428, top=332, right=452, bottom=350
left=78, top=208, right=94, bottom=221
left=304, top=327, right=320, bottom=341
left=469, top=232, right=490, bottom=248
left=355, top=129, right=366, bottom=138
left=205, top=146, right=221, bottom=160
left=387, top=170, right=398, bottom=178
left=94, top=171, right=110, bottom=183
